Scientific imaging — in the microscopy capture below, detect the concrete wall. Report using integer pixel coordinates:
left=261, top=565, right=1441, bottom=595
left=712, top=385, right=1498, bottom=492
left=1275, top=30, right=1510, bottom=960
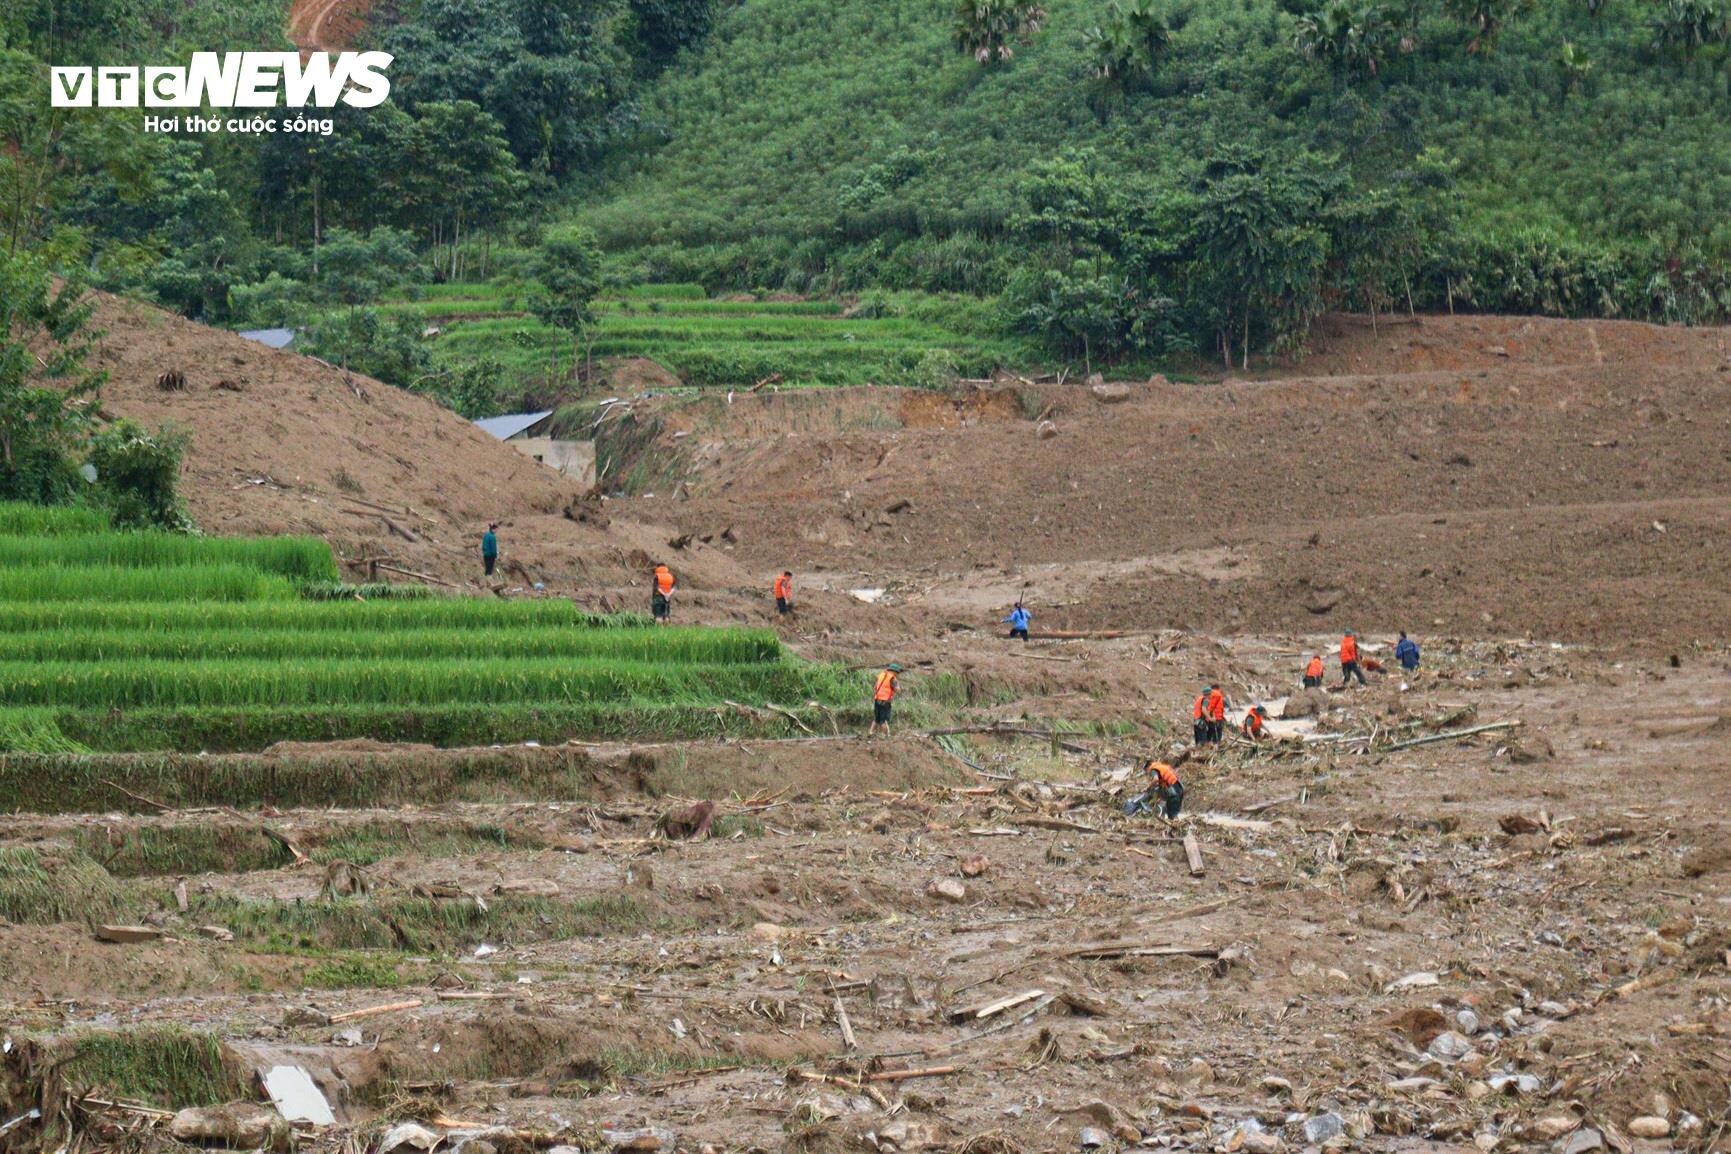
left=509, top=438, right=595, bottom=485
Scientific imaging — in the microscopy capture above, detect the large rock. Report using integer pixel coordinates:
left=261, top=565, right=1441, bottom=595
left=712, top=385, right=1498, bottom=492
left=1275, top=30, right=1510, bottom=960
left=1280, top=689, right=1330, bottom=719
left=1036, top=420, right=1059, bottom=440
left=1090, top=382, right=1135, bottom=404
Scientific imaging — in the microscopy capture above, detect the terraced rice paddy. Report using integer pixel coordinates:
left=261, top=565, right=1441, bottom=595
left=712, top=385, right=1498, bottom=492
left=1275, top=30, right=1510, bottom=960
left=0, top=503, right=857, bottom=753
left=385, top=282, right=1031, bottom=388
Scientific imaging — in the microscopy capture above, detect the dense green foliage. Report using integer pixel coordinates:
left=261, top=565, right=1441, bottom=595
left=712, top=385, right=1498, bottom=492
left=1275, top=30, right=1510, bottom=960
left=575, top=0, right=1731, bottom=359
left=10, top=0, right=1731, bottom=388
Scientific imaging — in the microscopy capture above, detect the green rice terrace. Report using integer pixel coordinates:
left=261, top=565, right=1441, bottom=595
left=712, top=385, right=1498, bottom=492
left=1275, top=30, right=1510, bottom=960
left=385, top=281, right=1031, bottom=389
left=0, top=503, right=861, bottom=760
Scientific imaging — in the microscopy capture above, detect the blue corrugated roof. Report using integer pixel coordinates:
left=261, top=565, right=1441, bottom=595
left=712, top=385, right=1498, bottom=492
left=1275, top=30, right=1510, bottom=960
left=238, top=328, right=296, bottom=349
left=474, top=411, right=554, bottom=440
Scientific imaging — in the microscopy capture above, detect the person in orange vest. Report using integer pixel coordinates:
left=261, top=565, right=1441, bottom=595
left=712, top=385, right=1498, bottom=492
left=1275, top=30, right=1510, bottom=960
left=1192, top=683, right=1229, bottom=744
left=651, top=562, right=676, bottom=624
left=1242, top=704, right=1269, bottom=740
left=773, top=571, right=794, bottom=616
left=1340, top=630, right=1367, bottom=686
left=1205, top=683, right=1229, bottom=743
left=1124, top=759, right=1183, bottom=819
left=1302, top=654, right=1325, bottom=689
left=868, top=663, right=902, bottom=737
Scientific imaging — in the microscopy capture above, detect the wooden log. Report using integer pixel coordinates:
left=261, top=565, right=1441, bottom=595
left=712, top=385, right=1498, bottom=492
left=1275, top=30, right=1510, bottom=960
left=1183, top=833, right=1205, bottom=877
left=1384, top=720, right=1520, bottom=752
left=865, top=1065, right=959, bottom=1083
left=328, top=998, right=424, bottom=1024
left=948, top=988, right=1045, bottom=1023
left=373, top=561, right=459, bottom=588
left=834, top=997, right=857, bottom=1052
left=1009, top=816, right=1099, bottom=834
left=1064, top=941, right=1219, bottom=961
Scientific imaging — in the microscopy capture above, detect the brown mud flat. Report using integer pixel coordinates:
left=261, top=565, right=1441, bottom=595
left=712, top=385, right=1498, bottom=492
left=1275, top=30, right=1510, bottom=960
left=3, top=639, right=1726, bottom=1153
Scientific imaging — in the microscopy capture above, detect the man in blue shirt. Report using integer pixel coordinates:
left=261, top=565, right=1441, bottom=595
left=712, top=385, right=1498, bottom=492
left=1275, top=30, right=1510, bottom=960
left=1003, top=602, right=1031, bottom=641
left=482, top=523, right=498, bottom=577
left=1395, top=631, right=1420, bottom=672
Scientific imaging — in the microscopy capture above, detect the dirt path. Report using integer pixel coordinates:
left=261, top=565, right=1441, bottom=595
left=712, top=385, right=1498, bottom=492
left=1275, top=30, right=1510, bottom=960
left=287, top=0, right=370, bottom=53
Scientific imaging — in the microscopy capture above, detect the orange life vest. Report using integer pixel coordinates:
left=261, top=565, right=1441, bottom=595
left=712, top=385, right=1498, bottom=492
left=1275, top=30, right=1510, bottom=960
left=773, top=574, right=791, bottom=600
left=1243, top=712, right=1265, bottom=738
left=1205, top=689, right=1226, bottom=721
left=1146, top=761, right=1179, bottom=788
left=1192, top=694, right=1206, bottom=720
left=1340, top=635, right=1358, bottom=663
left=1304, top=656, right=1324, bottom=679
left=873, top=670, right=898, bottom=702
left=655, top=565, right=675, bottom=595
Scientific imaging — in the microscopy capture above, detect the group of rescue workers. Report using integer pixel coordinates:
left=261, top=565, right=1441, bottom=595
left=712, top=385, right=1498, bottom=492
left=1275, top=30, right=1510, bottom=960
left=481, top=528, right=1427, bottom=826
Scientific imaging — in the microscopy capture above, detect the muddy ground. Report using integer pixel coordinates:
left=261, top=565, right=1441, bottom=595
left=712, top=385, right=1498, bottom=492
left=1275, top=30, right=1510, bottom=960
left=4, top=634, right=1727, bottom=1154
left=13, top=304, right=1729, bottom=1151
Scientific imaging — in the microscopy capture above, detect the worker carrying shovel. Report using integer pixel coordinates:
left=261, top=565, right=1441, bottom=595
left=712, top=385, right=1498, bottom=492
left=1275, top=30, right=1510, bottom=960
left=1123, top=758, right=1184, bottom=819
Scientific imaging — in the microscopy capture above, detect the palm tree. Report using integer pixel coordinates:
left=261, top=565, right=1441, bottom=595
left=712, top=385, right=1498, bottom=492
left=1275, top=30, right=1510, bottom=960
left=1650, top=0, right=1731, bottom=59
left=953, top=0, right=1047, bottom=66
left=1293, top=1, right=1388, bottom=81
left=1086, top=0, right=1173, bottom=94
left=1443, top=0, right=1534, bottom=55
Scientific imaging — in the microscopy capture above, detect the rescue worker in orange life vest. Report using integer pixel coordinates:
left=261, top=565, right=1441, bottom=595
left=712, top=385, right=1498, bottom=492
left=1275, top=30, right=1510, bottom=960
left=1302, top=654, right=1325, bottom=688
left=651, top=563, right=676, bottom=624
left=1192, top=683, right=1229, bottom=744
left=1124, top=759, right=1184, bottom=819
left=773, top=571, right=794, bottom=616
left=1242, top=704, right=1269, bottom=740
left=1340, top=630, right=1367, bottom=686
left=869, top=663, right=902, bottom=737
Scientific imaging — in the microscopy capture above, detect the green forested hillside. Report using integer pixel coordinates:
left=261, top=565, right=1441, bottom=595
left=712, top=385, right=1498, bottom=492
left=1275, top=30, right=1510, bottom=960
left=586, top=0, right=1731, bottom=319
left=8, top=0, right=1731, bottom=408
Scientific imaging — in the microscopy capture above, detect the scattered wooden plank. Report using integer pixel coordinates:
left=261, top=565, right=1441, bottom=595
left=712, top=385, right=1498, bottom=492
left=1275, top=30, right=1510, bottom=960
left=1009, top=816, right=1099, bottom=834
left=948, top=988, right=1045, bottom=1023
left=95, top=925, right=164, bottom=944
left=1192, top=814, right=1273, bottom=832
left=1064, top=941, right=1219, bottom=961
left=865, top=1065, right=959, bottom=1083
left=834, top=997, right=857, bottom=1052
left=967, top=827, right=1022, bottom=837
left=371, top=561, right=459, bottom=588
left=101, top=779, right=172, bottom=813
left=1183, top=833, right=1206, bottom=877
left=328, top=998, right=424, bottom=1024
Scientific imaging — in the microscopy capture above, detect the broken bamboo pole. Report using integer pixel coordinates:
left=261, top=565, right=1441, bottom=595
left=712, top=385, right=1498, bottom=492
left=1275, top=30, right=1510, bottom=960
left=1384, top=720, right=1521, bottom=752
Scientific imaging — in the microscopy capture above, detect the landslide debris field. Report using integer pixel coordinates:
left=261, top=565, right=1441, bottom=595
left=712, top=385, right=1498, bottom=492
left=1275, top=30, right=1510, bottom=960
left=5, top=306, right=1729, bottom=1153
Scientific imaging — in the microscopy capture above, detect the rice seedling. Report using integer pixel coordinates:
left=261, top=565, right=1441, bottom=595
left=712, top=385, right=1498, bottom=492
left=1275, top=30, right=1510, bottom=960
left=0, top=845, right=132, bottom=924
left=5, top=625, right=784, bottom=665
left=0, top=502, right=111, bottom=536
left=0, top=533, right=339, bottom=582
left=0, top=564, right=298, bottom=602
left=0, top=746, right=613, bottom=812
left=0, top=656, right=853, bottom=709
left=0, top=599, right=644, bottom=633
left=0, top=707, right=90, bottom=753
left=51, top=698, right=859, bottom=753
left=51, top=1028, right=244, bottom=1108
left=189, top=891, right=658, bottom=953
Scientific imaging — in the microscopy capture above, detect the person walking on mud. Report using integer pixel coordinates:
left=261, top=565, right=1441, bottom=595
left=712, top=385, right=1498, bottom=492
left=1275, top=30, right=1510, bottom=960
left=773, top=571, right=794, bottom=617
left=1340, top=630, right=1367, bottom=687
left=869, top=663, right=902, bottom=737
left=482, top=523, right=499, bottom=578
left=1003, top=601, right=1031, bottom=641
left=1395, top=631, right=1421, bottom=673
left=652, top=562, right=676, bottom=624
